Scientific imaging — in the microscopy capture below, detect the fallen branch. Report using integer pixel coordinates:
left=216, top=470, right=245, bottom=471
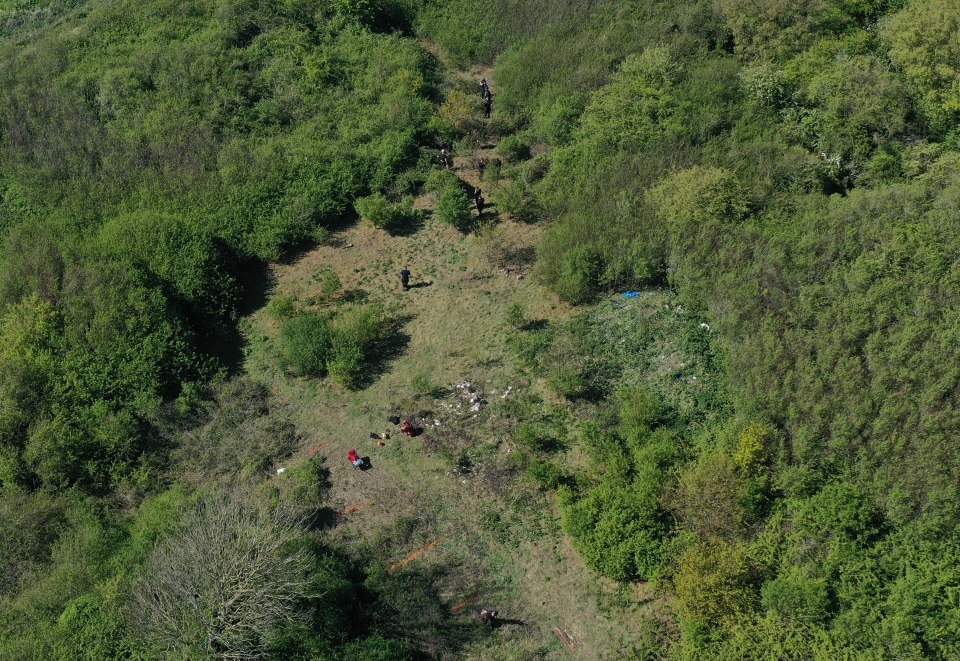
left=388, top=536, right=445, bottom=572
left=450, top=594, right=479, bottom=613
left=339, top=502, right=374, bottom=516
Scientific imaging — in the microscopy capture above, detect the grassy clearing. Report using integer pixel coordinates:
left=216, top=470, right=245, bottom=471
left=237, top=63, right=706, bottom=659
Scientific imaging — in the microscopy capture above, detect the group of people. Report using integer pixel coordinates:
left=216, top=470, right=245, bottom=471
left=347, top=418, right=416, bottom=469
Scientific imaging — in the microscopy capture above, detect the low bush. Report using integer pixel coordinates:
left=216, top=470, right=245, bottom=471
left=267, top=295, right=298, bottom=320
left=497, top=134, right=531, bottom=163
left=279, top=314, right=333, bottom=377
left=435, top=186, right=473, bottom=230
left=354, top=194, right=415, bottom=232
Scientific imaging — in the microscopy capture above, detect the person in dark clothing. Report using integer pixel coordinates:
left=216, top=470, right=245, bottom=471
left=483, top=96, right=492, bottom=118
left=480, top=78, right=488, bottom=97
left=474, top=187, right=482, bottom=204
left=477, top=157, right=487, bottom=179
left=476, top=195, right=485, bottom=216
left=400, top=266, right=410, bottom=291
left=479, top=609, right=498, bottom=627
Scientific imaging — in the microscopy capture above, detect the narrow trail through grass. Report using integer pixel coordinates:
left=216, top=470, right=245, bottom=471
left=240, top=51, right=662, bottom=659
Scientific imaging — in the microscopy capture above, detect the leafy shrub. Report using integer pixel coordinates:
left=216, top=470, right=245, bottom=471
left=553, top=245, right=602, bottom=304
left=503, top=302, right=526, bottom=330
left=497, top=134, right=531, bottom=163
left=617, top=387, right=662, bottom=440
left=434, top=186, right=472, bottom=230
left=561, top=479, right=666, bottom=581
left=495, top=178, right=541, bottom=222
left=328, top=305, right=389, bottom=388
left=760, top=569, right=830, bottom=625
left=526, top=459, right=570, bottom=491
left=279, top=314, right=333, bottom=377
left=673, top=540, right=756, bottom=628
left=733, top=422, right=772, bottom=474
left=512, top=422, right=554, bottom=452
left=267, top=295, right=297, bottom=320
left=354, top=193, right=415, bottom=232
left=320, top=271, right=342, bottom=299
left=437, top=87, right=479, bottom=135
left=669, top=450, right=747, bottom=541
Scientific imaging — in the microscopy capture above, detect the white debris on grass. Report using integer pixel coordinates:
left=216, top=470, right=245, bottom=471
left=276, top=467, right=286, bottom=475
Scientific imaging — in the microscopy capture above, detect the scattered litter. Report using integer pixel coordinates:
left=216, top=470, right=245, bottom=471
left=276, top=467, right=286, bottom=475
left=700, top=322, right=710, bottom=330
left=388, top=536, right=446, bottom=572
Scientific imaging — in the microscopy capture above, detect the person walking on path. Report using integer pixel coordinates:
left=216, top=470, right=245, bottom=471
left=480, top=78, right=489, bottom=97
left=399, top=266, right=411, bottom=291
left=477, top=157, right=487, bottom=180
left=483, top=91, right=492, bottom=119
left=476, top=194, right=485, bottom=217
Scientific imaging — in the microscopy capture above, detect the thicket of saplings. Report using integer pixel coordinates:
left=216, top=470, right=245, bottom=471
left=3, top=0, right=960, bottom=658
left=422, top=0, right=960, bottom=657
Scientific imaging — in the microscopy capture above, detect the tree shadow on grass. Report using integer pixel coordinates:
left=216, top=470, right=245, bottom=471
left=204, top=256, right=273, bottom=375
left=386, top=210, right=427, bottom=237
left=351, top=313, right=415, bottom=390
left=361, top=564, right=487, bottom=658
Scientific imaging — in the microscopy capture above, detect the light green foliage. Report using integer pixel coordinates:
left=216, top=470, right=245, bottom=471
left=280, top=314, right=333, bottom=377
left=328, top=304, right=389, bottom=388
left=882, top=0, right=960, bottom=126
left=733, top=421, right=771, bottom=474
left=354, top=193, right=415, bottom=232
left=320, top=270, right=342, bottom=299
left=267, top=294, right=298, bottom=320
left=277, top=304, right=395, bottom=388
left=503, top=301, right=526, bottom=330
left=0, top=295, right=58, bottom=456
left=434, top=185, right=472, bottom=230
left=674, top=540, right=756, bottom=628
left=497, top=134, right=531, bottom=163
left=761, top=568, right=830, bottom=624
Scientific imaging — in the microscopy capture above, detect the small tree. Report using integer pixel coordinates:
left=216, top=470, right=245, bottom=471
left=130, top=494, right=312, bottom=660
left=435, top=186, right=472, bottom=231
left=279, top=314, right=332, bottom=377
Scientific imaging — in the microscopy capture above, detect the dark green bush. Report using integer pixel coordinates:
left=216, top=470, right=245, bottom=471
left=280, top=314, right=333, bottom=377
left=434, top=186, right=472, bottom=230
left=497, top=134, right=532, bottom=163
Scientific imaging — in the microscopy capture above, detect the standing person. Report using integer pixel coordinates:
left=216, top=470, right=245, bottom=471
left=477, top=157, right=487, bottom=180
left=439, top=148, right=450, bottom=169
left=474, top=187, right=482, bottom=204
left=480, top=78, right=488, bottom=97
left=399, top=266, right=411, bottom=291
left=483, top=94, right=492, bottom=119
left=476, top=194, right=485, bottom=217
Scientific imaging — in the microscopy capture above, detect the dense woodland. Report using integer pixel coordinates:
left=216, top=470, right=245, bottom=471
left=2, top=0, right=960, bottom=658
